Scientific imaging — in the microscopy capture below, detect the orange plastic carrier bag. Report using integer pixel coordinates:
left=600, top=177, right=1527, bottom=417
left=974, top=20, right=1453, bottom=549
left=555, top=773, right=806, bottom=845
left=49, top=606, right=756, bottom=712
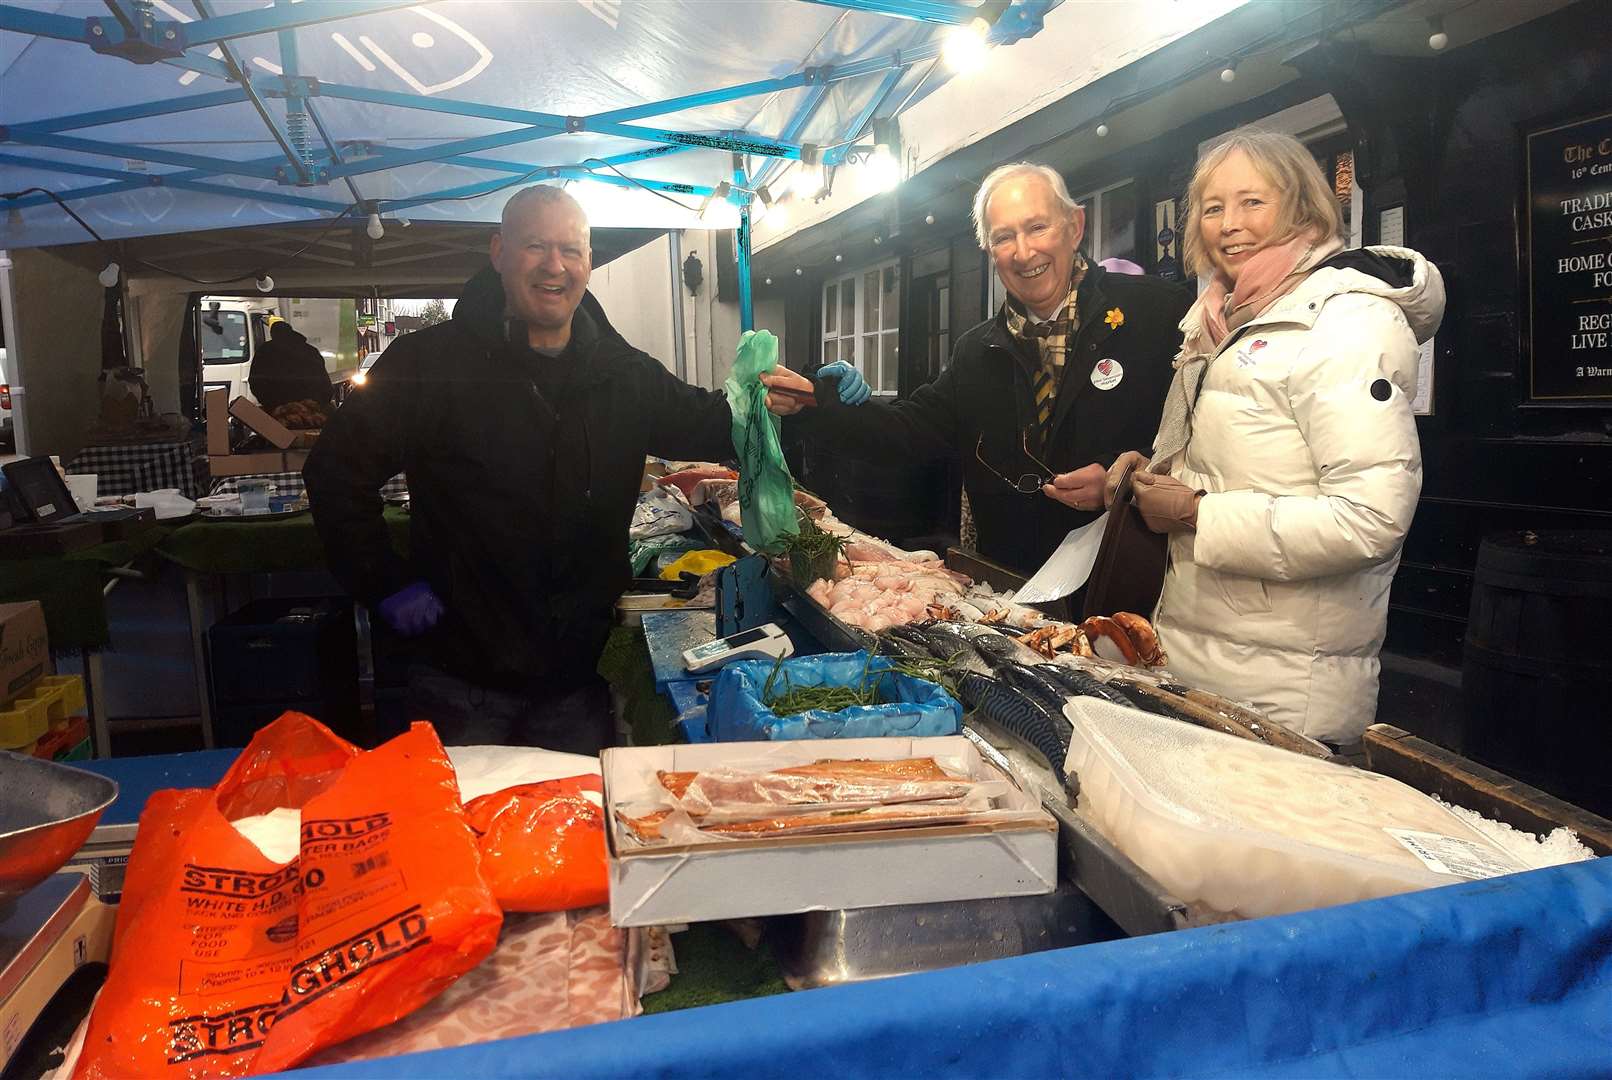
left=464, top=775, right=609, bottom=913
left=75, top=714, right=502, bottom=1078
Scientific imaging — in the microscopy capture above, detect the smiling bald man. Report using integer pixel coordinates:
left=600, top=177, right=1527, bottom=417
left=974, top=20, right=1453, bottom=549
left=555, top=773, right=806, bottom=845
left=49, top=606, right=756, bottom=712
left=306, top=185, right=736, bottom=753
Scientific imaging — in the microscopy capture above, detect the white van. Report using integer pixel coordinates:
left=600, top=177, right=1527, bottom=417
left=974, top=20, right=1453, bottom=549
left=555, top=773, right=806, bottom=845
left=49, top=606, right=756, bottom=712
left=198, top=297, right=277, bottom=405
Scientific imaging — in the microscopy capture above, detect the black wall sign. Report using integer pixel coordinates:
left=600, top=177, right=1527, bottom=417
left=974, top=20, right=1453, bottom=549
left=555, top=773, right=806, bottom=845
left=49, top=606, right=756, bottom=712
left=1527, top=110, right=1612, bottom=400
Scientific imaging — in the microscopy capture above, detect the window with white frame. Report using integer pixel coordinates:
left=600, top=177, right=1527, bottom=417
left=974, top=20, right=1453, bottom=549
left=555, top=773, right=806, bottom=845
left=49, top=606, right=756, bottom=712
left=821, top=259, right=900, bottom=394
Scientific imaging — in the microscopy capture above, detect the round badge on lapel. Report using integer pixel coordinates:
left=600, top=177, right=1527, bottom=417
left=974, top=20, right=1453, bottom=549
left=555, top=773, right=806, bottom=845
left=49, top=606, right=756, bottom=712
left=1090, top=357, right=1124, bottom=390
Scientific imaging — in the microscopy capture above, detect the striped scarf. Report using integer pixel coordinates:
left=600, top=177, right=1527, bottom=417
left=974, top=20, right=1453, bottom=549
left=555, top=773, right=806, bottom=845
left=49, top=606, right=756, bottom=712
left=1002, top=253, right=1087, bottom=451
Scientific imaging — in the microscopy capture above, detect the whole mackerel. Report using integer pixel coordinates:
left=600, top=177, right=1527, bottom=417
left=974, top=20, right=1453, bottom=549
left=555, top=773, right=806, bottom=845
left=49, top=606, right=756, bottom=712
left=957, top=672, right=1070, bottom=783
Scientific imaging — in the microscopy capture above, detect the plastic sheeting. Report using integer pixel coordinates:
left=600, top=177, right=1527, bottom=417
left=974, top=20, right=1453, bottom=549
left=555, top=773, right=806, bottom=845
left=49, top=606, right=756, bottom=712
left=0, top=0, right=1022, bottom=246
left=294, top=857, right=1612, bottom=1079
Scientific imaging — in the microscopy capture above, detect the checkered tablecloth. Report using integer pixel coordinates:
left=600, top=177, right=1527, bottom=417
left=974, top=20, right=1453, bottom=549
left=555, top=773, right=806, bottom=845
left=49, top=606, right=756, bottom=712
left=66, top=440, right=202, bottom=499
left=209, top=471, right=408, bottom=500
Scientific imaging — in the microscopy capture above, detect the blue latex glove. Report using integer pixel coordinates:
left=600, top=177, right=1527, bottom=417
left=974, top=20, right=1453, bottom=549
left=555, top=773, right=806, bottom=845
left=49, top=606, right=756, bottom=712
left=817, top=360, right=871, bottom=406
left=377, top=580, right=445, bottom=637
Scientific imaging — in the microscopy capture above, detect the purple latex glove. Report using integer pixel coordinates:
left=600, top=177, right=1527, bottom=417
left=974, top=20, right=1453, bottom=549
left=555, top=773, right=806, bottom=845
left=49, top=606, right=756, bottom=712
left=377, top=580, right=445, bottom=637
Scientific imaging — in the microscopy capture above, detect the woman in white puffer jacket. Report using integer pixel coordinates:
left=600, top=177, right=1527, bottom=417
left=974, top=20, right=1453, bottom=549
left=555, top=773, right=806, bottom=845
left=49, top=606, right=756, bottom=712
left=1103, top=129, right=1445, bottom=745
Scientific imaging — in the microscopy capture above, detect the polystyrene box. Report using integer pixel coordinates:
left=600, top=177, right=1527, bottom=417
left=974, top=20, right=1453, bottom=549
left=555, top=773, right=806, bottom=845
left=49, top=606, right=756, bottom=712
left=602, top=736, right=1057, bottom=927
left=1061, top=698, right=1530, bottom=919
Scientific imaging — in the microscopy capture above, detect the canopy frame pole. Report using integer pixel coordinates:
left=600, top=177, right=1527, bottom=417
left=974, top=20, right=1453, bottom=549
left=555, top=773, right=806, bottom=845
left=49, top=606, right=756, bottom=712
left=734, top=155, right=753, bottom=333
left=751, top=82, right=831, bottom=194
left=192, top=0, right=311, bottom=185
left=376, top=168, right=720, bottom=215
left=824, top=68, right=904, bottom=166
left=0, top=155, right=344, bottom=210
left=0, top=0, right=423, bottom=61
left=796, top=0, right=978, bottom=25
left=437, top=145, right=695, bottom=177
left=0, top=130, right=284, bottom=180
left=1, top=150, right=338, bottom=210
left=169, top=0, right=422, bottom=49
left=3, top=89, right=249, bottom=136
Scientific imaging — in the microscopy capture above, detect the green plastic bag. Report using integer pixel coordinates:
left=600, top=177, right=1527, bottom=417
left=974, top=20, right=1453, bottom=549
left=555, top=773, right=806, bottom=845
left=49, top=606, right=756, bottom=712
left=723, top=329, right=799, bottom=553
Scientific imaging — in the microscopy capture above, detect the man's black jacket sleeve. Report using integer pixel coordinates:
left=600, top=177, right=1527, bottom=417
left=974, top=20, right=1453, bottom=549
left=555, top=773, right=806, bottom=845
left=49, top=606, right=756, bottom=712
left=303, top=350, right=413, bottom=607
left=638, top=352, right=737, bottom=462
left=786, top=360, right=961, bottom=464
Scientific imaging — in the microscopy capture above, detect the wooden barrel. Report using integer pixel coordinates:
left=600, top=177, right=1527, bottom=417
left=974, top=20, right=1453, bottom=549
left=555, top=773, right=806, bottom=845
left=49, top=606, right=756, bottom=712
left=1461, top=530, right=1612, bottom=816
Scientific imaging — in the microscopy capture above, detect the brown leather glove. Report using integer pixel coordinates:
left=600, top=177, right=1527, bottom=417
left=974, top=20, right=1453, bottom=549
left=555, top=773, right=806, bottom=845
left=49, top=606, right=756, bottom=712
left=1103, top=450, right=1152, bottom=508
left=1131, top=471, right=1204, bottom=533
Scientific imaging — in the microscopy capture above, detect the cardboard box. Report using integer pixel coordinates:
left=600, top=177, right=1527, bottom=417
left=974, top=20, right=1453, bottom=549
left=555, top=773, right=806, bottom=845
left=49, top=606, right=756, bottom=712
left=205, top=387, right=230, bottom=457
left=228, top=395, right=298, bottom=450
left=640, top=458, right=669, bottom=494
left=207, top=390, right=315, bottom=473
left=603, top=736, right=1057, bottom=927
left=0, top=602, right=50, bottom=702
left=207, top=450, right=308, bottom=477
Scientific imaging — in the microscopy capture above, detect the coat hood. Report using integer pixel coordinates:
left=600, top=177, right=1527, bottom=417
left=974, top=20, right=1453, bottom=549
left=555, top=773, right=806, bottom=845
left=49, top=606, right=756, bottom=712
left=1300, top=245, right=1445, bottom=344
left=453, top=263, right=621, bottom=348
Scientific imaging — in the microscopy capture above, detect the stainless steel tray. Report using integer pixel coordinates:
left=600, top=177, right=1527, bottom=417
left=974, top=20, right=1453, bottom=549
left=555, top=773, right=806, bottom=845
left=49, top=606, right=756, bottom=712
left=768, top=879, right=1119, bottom=990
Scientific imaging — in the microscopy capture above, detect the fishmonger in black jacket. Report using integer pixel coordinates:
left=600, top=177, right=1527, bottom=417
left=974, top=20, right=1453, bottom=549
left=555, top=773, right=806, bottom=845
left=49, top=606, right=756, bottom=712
left=304, top=186, right=733, bottom=753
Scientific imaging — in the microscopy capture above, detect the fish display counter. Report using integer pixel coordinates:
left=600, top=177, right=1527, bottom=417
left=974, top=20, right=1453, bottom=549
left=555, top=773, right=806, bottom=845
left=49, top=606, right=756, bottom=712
left=5, top=463, right=1608, bottom=1079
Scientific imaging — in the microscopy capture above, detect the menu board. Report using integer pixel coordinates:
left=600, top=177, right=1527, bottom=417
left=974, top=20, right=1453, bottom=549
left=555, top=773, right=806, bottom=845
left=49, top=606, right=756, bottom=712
left=1528, top=110, right=1612, bottom=400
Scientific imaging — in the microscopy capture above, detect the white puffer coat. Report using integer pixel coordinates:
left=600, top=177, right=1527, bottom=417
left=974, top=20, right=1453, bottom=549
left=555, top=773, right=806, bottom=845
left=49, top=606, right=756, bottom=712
left=1154, top=246, right=1445, bottom=744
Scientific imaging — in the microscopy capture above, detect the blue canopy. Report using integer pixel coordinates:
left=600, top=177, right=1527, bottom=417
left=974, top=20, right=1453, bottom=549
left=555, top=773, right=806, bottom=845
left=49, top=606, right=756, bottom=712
left=0, top=0, right=1057, bottom=250
left=295, top=857, right=1612, bottom=1079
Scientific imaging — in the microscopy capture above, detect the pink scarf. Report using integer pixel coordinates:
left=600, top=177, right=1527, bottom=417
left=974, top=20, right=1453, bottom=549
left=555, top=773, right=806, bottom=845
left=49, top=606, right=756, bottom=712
left=1150, top=231, right=1343, bottom=473
left=1198, top=231, right=1342, bottom=348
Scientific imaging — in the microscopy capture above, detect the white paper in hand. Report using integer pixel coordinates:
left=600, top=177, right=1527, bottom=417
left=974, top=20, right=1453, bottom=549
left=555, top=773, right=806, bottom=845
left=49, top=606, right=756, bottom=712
left=1015, top=513, right=1108, bottom=603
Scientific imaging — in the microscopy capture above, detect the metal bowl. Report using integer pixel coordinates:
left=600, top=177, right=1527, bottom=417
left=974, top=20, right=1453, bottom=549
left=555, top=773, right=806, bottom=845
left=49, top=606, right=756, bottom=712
left=0, top=751, right=119, bottom=904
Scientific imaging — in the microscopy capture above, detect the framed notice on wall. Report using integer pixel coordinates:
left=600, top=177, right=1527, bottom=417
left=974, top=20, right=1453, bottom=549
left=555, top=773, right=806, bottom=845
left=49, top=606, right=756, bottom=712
left=1526, top=109, right=1612, bottom=401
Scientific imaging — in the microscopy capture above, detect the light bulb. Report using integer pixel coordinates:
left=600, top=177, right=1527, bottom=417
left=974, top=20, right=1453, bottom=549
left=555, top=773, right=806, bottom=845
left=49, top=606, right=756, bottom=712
left=1220, top=65, right=1236, bottom=83
left=366, top=212, right=385, bottom=240
left=764, top=277, right=773, bottom=286
left=942, top=18, right=989, bottom=74
left=1095, top=123, right=1110, bottom=138
left=98, top=261, right=120, bottom=287
left=925, top=213, right=935, bottom=225
left=1428, top=29, right=1448, bottom=50
left=864, top=145, right=901, bottom=193
left=255, top=274, right=274, bottom=292
left=794, top=267, right=803, bottom=276
left=790, top=162, right=825, bottom=200
left=834, top=254, right=843, bottom=263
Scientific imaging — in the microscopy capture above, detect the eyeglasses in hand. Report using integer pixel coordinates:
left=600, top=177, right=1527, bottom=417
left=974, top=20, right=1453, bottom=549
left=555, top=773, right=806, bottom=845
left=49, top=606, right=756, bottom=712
left=975, top=432, right=1058, bottom=495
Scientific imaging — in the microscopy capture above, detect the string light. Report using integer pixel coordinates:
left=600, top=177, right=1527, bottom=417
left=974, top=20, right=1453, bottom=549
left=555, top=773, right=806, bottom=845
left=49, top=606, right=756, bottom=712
left=942, top=18, right=990, bottom=74
left=365, top=212, right=385, bottom=240
left=1427, top=16, right=1448, bottom=51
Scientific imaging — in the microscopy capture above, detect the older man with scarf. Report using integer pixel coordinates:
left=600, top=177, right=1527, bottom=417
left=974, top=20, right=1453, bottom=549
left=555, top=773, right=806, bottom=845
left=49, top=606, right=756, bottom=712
left=765, top=162, right=1190, bottom=578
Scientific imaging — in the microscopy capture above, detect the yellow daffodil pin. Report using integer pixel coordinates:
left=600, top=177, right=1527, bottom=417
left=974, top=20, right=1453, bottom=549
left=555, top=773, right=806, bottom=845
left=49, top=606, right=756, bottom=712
left=1104, top=307, right=1124, bottom=330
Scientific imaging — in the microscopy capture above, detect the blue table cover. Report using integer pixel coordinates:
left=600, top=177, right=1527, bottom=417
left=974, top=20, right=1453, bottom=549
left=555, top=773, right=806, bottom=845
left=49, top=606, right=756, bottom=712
left=290, top=858, right=1611, bottom=1079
